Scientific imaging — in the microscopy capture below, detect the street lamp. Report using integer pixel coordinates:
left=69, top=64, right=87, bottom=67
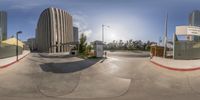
left=16, top=31, right=22, bottom=61
left=102, top=24, right=110, bottom=43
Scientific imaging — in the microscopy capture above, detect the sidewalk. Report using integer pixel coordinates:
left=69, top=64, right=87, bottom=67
left=151, top=57, right=200, bottom=71
left=0, top=50, right=30, bottom=68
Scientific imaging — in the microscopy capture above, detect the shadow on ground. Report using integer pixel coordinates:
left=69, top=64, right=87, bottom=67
left=38, top=53, right=75, bottom=58
left=100, top=57, right=107, bottom=63
left=40, top=59, right=101, bottom=73
left=108, top=54, right=150, bottom=58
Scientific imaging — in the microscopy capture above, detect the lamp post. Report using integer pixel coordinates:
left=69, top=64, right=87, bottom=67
left=102, top=24, right=110, bottom=43
left=16, top=31, right=22, bottom=61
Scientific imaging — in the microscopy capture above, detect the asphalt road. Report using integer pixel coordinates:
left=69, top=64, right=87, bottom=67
left=1, top=51, right=200, bottom=100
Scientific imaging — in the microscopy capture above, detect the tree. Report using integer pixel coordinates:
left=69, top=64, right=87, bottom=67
left=145, top=41, right=151, bottom=51
left=127, top=39, right=134, bottom=50
left=85, top=45, right=92, bottom=55
left=104, top=39, right=155, bottom=51
left=79, top=33, right=87, bottom=54
left=118, top=40, right=124, bottom=49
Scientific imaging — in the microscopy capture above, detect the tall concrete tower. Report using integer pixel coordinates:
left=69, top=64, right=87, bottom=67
left=73, top=27, right=79, bottom=42
left=189, top=10, right=200, bottom=26
left=36, top=7, right=73, bottom=53
left=0, top=11, right=7, bottom=41
left=189, top=10, right=200, bottom=41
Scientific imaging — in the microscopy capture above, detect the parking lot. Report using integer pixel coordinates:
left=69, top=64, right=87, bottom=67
left=1, top=51, right=200, bottom=100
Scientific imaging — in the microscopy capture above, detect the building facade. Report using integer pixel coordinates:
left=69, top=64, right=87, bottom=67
left=173, top=10, right=200, bottom=59
left=36, top=7, right=73, bottom=53
left=27, top=38, right=36, bottom=51
left=189, top=10, right=200, bottom=41
left=73, top=27, right=79, bottom=42
left=189, top=10, right=200, bottom=26
left=0, top=11, right=7, bottom=41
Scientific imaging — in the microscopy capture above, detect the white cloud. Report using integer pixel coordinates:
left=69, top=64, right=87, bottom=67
left=72, top=13, right=93, bottom=41
left=84, top=29, right=92, bottom=37
left=11, top=3, right=41, bottom=10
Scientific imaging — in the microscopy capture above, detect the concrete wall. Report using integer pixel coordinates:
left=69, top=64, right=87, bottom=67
left=0, top=45, right=22, bottom=59
left=174, top=41, right=200, bottom=59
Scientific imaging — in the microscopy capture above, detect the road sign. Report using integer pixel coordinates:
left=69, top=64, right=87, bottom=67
left=176, top=26, right=200, bottom=36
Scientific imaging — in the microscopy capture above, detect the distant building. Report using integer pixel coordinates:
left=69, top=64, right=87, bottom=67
left=189, top=10, right=200, bottom=26
left=0, top=11, right=7, bottom=41
left=36, top=7, right=73, bottom=53
left=27, top=38, right=36, bottom=51
left=189, top=10, right=200, bottom=41
left=73, top=27, right=79, bottom=42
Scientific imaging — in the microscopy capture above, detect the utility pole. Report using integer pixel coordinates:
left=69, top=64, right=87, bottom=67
left=102, top=25, right=104, bottom=43
left=32, top=40, right=34, bottom=51
left=163, top=13, right=168, bottom=58
left=173, top=33, right=176, bottom=59
left=102, top=24, right=110, bottom=43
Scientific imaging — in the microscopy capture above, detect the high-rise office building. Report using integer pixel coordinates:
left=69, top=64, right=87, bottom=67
left=189, top=10, right=200, bottom=26
left=73, top=27, right=79, bottom=42
left=27, top=38, right=36, bottom=51
left=36, top=7, right=73, bottom=53
left=189, top=10, right=200, bottom=41
left=0, top=11, right=7, bottom=41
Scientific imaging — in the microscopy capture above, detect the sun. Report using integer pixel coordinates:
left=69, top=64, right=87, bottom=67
left=104, top=26, right=124, bottom=42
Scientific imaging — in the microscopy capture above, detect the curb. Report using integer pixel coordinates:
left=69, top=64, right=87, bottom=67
left=150, top=60, right=200, bottom=71
left=0, top=53, right=30, bottom=69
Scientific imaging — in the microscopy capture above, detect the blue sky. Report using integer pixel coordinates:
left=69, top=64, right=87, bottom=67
left=0, top=0, right=200, bottom=43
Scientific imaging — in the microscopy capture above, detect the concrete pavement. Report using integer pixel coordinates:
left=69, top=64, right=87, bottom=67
left=0, top=50, right=30, bottom=68
left=151, top=56, right=200, bottom=71
left=0, top=53, right=131, bottom=99
left=1, top=51, right=200, bottom=100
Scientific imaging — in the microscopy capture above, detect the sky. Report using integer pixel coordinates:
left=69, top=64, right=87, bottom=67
left=0, top=0, right=200, bottom=43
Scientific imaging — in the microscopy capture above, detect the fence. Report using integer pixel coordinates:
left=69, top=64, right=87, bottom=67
left=174, top=41, right=200, bottom=59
